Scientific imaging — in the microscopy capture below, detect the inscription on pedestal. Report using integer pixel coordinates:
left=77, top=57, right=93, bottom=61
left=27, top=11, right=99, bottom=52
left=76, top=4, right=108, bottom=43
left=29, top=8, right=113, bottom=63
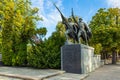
left=61, top=44, right=82, bottom=74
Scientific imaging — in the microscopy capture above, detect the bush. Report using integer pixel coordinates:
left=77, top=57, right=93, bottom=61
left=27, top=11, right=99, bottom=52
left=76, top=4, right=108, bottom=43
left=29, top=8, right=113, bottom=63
left=27, top=32, right=65, bottom=69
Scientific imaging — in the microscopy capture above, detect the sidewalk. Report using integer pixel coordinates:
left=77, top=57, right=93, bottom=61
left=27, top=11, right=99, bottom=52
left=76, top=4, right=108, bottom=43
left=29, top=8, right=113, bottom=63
left=83, top=64, right=120, bottom=80
left=0, top=66, right=88, bottom=80
left=1, top=63, right=119, bottom=80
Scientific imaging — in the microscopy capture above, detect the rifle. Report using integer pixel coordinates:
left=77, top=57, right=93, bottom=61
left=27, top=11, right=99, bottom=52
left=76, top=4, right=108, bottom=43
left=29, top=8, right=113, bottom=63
left=53, top=3, right=72, bottom=30
left=71, top=8, right=81, bottom=30
left=53, top=3, right=79, bottom=42
left=53, top=3, right=67, bottom=23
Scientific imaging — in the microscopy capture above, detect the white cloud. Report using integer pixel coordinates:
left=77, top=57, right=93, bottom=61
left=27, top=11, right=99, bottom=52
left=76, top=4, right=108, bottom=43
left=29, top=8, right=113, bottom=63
left=31, top=0, right=62, bottom=27
left=31, top=0, right=63, bottom=38
left=83, top=8, right=95, bottom=23
left=106, top=0, right=120, bottom=8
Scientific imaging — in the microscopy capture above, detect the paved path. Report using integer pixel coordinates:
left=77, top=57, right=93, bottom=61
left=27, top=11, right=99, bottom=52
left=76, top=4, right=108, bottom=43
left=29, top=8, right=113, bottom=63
left=44, top=73, right=88, bottom=80
left=84, top=64, right=120, bottom=80
left=0, top=66, right=87, bottom=80
left=0, top=76, right=22, bottom=80
left=0, top=64, right=119, bottom=80
left=0, top=66, right=65, bottom=80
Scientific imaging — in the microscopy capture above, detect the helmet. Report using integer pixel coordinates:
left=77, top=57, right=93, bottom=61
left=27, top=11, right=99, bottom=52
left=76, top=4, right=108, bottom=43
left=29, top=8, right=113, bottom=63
left=79, top=17, right=83, bottom=20
left=68, top=18, right=72, bottom=22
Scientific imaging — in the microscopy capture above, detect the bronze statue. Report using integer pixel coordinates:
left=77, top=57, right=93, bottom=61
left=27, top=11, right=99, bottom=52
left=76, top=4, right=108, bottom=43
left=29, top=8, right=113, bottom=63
left=72, top=8, right=92, bottom=45
left=53, top=3, right=92, bottom=45
left=53, top=3, right=79, bottom=44
left=78, top=17, right=92, bottom=45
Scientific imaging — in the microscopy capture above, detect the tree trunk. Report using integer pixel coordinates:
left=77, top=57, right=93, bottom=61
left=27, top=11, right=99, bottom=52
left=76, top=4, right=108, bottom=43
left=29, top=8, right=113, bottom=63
left=112, top=50, right=116, bottom=64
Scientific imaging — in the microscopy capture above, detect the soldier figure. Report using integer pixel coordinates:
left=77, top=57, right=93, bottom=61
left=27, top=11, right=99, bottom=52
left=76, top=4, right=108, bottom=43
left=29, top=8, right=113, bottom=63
left=78, top=18, right=88, bottom=45
left=54, top=3, right=92, bottom=45
left=64, top=18, right=78, bottom=44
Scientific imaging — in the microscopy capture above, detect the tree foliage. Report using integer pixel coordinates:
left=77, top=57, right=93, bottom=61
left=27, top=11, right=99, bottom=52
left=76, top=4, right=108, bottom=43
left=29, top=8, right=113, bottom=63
left=89, top=8, right=120, bottom=54
left=0, top=29, right=1, bottom=53
left=0, top=0, right=43, bottom=66
left=27, top=22, right=65, bottom=68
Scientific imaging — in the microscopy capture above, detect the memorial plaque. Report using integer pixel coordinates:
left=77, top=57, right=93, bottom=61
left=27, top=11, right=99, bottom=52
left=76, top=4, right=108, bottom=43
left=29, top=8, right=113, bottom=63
left=61, top=44, right=82, bottom=74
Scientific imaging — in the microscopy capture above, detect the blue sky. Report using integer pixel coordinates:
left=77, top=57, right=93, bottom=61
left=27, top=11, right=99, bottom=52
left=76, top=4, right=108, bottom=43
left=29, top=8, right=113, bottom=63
left=31, top=0, right=120, bottom=38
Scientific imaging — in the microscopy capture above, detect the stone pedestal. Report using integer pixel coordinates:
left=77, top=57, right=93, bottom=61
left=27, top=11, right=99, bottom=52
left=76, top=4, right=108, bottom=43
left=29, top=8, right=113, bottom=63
left=61, top=44, right=82, bottom=74
left=61, top=44, right=94, bottom=74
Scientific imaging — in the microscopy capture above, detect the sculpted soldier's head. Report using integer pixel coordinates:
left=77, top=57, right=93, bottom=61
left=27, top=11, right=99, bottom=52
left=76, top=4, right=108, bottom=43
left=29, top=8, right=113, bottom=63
left=79, top=17, right=83, bottom=22
left=68, top=18, right=72, bottom=22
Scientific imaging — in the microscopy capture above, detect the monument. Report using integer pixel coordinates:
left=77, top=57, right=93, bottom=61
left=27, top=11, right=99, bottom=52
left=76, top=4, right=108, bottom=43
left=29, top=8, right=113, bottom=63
left=54, top=3, right=102, bottom=74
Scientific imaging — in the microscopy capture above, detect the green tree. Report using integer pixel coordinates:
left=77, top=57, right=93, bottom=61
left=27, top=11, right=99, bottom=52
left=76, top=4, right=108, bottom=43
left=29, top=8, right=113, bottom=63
left=35, top=27, right=47, bottom=42
left=44, top=22, right=66, bottom=68
left=0, top=0, right=42, bottom=66
left=89, top=8, right=120, bottom=64
left=27, top=22, right=65, bottom=68
left=0, top=28, right=1, bottom=53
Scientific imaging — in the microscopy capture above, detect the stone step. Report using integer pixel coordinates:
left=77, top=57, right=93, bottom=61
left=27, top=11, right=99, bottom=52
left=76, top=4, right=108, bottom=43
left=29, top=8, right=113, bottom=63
left=0, top=67, right=65, bottom=80
left=44, top=73, right=88, bottom=80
